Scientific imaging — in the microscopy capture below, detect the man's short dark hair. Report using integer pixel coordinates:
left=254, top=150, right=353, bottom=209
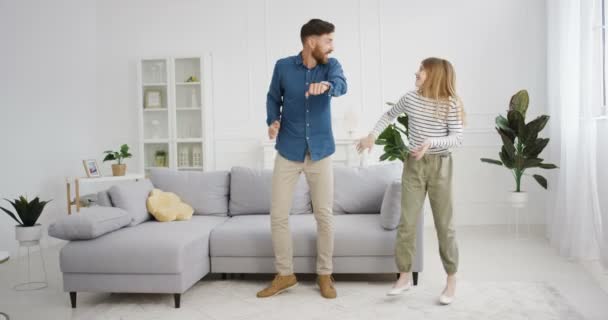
left=300, top=19, right=335, bottom=44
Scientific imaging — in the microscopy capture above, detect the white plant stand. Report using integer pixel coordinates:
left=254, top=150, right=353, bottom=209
left=13, top=240, right=47, bottom=291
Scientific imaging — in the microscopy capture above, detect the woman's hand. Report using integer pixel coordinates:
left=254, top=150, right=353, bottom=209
left=356, top=134, right=376, bottom=154
left=410, top=140, right=431, bottom=160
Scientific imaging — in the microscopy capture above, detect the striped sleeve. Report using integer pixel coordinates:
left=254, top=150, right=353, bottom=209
left=426, top=102, right=464, bottom=148
left=370, top=94, right=409, bottom=138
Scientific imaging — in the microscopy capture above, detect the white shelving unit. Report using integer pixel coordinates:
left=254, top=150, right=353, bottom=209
left=137, top=55, right=214, bottom=176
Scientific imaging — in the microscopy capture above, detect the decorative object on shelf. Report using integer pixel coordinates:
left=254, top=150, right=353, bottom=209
left=155, top=150, right=168, bottom=167
left=82, top=159, right=101, bottom=178
left=1, top=195, right=51, bottom=290
left=191, top=88, right=199, bottom=109
left=375, top=101, right=410, bottom=162
left=178, top=147, right=190, bottom=167
left=192, top=145, right=202, bottom=167
left=150, top=62, right=163, bottom=83
left=480, top=90, right=558, bottom=237
left=103, top=144, right=133, bottom=176
left=186, top=75, right=199, bottom=82
left=145, top=89, right=162, bottom=109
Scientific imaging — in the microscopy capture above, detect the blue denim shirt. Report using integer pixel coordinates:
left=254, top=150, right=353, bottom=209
left=266, top=53, right=347, bottom=162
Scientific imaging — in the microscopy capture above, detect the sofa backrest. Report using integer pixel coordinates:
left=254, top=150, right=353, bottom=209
left=149, top=168, right=230, bottom=216
left=228, top=167, right=312, bottom=216
left=333, top=163, right=402, bottom=214
left=147, top=162, right=402, bottom=216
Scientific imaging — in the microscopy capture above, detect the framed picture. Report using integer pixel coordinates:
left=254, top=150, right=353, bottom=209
left=145, top=90, right=162, bottom=109
left=82, top=159, right=101, bottom=178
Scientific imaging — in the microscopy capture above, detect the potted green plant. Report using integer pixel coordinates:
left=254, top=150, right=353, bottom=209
left=375, top=101, right=410, bottom=162
left=480, top=90, right=558, bottom=208
left=1, top=196, right=51, bottom=246
left=155, top=150, right=167, bottom=167
left=103, top=144, right=133, bottom=176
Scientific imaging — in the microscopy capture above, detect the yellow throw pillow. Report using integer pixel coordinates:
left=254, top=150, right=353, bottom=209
left=146, top=188, right=194, bottom=222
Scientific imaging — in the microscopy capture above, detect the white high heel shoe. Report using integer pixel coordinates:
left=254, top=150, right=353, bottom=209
left=386, top=281, right=412, bottom=296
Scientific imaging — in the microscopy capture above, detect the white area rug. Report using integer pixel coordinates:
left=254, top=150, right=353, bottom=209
left=73, top=280, right=585, bottom=320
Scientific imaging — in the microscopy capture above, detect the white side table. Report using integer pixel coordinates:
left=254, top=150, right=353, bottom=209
left=66, top=174, right=145, bottom=214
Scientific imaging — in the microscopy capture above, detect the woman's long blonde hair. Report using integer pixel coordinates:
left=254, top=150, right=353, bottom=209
left=418, top=57, right=465, bottom=124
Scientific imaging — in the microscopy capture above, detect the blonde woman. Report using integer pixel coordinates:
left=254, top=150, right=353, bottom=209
left=357, top=57, right=464, bottom=304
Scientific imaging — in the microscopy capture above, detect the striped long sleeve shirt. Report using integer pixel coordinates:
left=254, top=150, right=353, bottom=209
left=370, top=90, right=464, bottom=154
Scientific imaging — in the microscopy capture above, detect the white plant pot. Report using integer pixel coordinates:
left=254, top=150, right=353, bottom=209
left=15, top=224, right=42, bottom=246
left=509, top=191, right=528, bottom=209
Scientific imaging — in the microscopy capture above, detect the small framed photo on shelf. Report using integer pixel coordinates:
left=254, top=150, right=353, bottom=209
left=82, top=159, right=101, bottom=178
left=145, top=90, right=162, bottom=109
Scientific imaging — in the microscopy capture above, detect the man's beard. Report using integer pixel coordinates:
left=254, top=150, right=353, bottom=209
left=312, top=47, right=331, bottom=64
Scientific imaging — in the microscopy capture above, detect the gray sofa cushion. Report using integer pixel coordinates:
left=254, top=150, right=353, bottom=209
left=333, top=163, right=402, bottom=214
left=96, top=190, right=113, bottom=207
left=209, top=214, right=418, bottom=257
left=108, top=179, right=154, bottom=227
left=228, top=167, right=312, bottom=216
left=149, top=168, right=230, bottom=216
left=380, top=180, right=402, bottom=230
left=48, top=206, right=131, bottom=240
left=59, top=216, right=229, bottom=274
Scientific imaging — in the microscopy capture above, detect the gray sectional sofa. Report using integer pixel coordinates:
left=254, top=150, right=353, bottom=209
left=53, top=163, right=424, bottom=308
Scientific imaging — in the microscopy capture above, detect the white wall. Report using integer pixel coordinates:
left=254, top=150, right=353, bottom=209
left=0, top=0, right=99, bottom=255
left=0, top=0, right=547, bottom=255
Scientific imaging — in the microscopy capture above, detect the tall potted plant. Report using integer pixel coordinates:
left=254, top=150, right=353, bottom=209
left=1, top=196, right=51, bottom=246
left=103, top=144, right=133, bottom=176
left=480, top=90, right=558, bottom=208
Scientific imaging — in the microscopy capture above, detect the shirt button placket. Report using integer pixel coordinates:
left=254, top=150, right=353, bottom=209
left=305, top=70, right=311, bottom=150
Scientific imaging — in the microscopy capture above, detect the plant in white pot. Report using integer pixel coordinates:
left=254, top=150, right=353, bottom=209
left=103, top=144, right=133, bottom=176
left=1, top=196, right=51, bottom=246
left=480, top=90, right=558, bottom=208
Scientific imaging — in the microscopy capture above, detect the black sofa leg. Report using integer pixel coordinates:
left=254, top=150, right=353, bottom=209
left=396, top=272, right=419, bottom=286
left=70, top=292, right=77, bottom=308
left=222, top=273, right=227, bottom=280
left=174, top=293, right=181, bottom=308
